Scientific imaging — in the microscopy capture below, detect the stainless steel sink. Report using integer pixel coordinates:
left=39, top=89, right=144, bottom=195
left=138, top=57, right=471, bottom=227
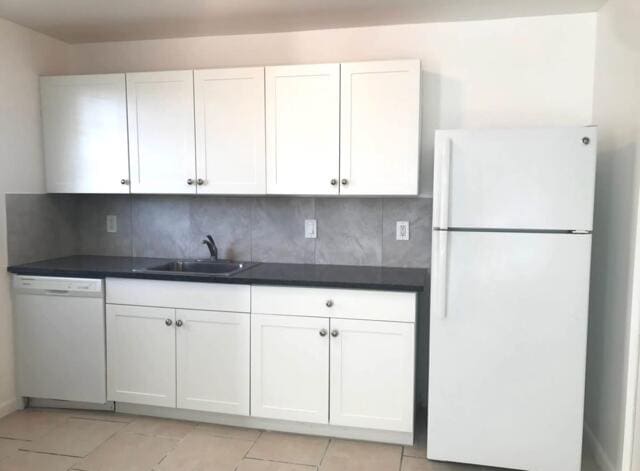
left=142, top=260, right=255, bottom=276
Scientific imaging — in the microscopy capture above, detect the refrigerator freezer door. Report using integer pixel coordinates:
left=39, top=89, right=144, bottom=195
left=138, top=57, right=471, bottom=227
left=433, top=127, right=597, bottom=231
left=428, top=231, right=591, bottom=471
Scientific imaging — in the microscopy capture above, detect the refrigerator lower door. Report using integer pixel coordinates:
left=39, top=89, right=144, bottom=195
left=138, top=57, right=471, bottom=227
left=428, top=231, right=591, bottom=471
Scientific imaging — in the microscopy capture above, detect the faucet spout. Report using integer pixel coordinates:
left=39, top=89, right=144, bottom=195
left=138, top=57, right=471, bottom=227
left=202, top=234, right=218, bottom=260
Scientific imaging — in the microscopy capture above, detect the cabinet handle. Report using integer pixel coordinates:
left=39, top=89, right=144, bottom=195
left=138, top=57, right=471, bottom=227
left=330, top=179, right=337, bottom=186
left=331, top=329, right=339, bottom=337
left=197, top=178, right=205, bottom=186
left=582, top=137, right=590, bottom=145
left=319, top=328, right=327, bottom=337
left=325, top=300, right=333, bottom=308
left=165, top=319, right=173, bottom=326
left=341, top=178, right=348, bottom=185
left=187, top=179, right=194, bottom=185
left=176, top=319, right=183, bottom=327
left=120, top=179, right=129, bottom=185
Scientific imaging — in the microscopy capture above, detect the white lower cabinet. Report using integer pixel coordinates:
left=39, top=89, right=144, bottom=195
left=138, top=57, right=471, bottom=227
left=105, top=279, right=416, bottom=439
left=251, top=314, right=330, bottom=424
left=176, top=309, right=250, bottom=415
left=329, top=319, right=415, bottom=432
left=106, top=304, right=176, bottom=407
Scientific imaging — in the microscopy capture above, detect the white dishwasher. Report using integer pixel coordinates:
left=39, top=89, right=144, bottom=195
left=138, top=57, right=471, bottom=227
left=13, top=275, right=107, bottom=404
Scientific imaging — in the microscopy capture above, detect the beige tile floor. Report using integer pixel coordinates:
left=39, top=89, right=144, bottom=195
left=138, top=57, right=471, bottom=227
left=0, top=408, right=601, bottom=471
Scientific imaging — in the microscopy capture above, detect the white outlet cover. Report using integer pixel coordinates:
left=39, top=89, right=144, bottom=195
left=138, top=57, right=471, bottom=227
left=305, top=219, right=317, bottom=239
left=396, top=221, right=409, bottom=241
left=106, top=215, right=118, bottom=233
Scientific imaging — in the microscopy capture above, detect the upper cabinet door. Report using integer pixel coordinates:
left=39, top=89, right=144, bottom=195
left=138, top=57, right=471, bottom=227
left=265, top=64, right=340, bottom=195
left=340, top=60, right=421, bottom=196
left=194, top=68, right=266, bottom=194
left=41, top=74, right=130, bottom=193
left=127, top=71, right=196, bottom=194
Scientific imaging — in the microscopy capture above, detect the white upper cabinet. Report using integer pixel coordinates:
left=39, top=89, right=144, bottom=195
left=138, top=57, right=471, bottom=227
left=41, top=74, right=130, bottom=193
left=340, top=60, right=421, bottom=195
left=194, top=67, right=266, bottom=194
left=42, top=60, right=421, bottom=196
left=265, top=64, right=340, bottom=195
left=127, top=71, right=197, bottom=194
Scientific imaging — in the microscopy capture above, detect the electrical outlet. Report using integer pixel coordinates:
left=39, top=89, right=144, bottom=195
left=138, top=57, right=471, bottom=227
left=106, top=215, right=118, bottom=233
left=305, top=219, right=317, bottom=239
left=396, top=221, right=409, bottom=241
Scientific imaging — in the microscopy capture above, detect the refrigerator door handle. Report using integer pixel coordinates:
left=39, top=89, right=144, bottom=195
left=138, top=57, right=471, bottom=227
left=438, top=138, right=452, bottom=229
left=433, top=230, right=449, bottom=319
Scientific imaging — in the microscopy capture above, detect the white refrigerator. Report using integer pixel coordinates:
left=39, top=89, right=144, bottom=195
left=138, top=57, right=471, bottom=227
left=427, top=127, right=597, bottom=471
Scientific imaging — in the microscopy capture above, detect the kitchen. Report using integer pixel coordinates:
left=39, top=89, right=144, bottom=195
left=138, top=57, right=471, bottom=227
left=0, top=0, right=639, bottom=470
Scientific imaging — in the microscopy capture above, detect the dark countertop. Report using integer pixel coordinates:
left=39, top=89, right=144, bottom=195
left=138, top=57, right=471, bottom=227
left=7, top=255, right=427, bottom=292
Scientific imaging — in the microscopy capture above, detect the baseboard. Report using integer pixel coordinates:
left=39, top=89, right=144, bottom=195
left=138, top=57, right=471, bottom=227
left=584, top=423, right=616, bottom=471
left=28, top=398, right=115, bottom=411
left=116, top=402, right=414, bottom=446
left=0, top=397, right=18, bottom=419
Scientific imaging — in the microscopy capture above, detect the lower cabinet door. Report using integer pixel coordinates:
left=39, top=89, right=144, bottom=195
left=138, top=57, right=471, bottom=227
left=176, top=309, right=250, bottom=415
left=329, top=319, right=415, bottom=432
left=106, top=304, right=176, bottom=407
left=251, top=314, right=329, bottom=423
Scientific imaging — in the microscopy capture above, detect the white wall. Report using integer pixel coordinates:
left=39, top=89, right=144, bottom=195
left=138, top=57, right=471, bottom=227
left=66, top=13, right=598, bottom=196
left=0, top=17, right=68, bottom=416
left=585, top=0, right=640, bottom=469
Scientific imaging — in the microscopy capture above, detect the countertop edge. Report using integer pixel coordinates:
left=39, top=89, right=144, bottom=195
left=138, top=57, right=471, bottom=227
left=7, top=265, right=427, bottom=293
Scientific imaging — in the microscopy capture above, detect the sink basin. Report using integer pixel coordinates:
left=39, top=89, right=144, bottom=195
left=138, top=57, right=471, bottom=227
left=143, top=260, right=255, bottom=276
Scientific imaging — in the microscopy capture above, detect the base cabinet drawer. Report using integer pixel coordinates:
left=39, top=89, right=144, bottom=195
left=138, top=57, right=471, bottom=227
left=107, top=304, right=176, bottom=407
left=251, top=314, right=329, bottom=424
left=177, top=309, right=250, bottom=415
left=252, top=285, right=416, bottom=322
left=330, top=319, right=415, bottom=432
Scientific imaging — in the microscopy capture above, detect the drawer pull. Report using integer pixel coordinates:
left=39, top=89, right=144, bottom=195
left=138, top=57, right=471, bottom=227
left=326, top=300, right=334, bottom=308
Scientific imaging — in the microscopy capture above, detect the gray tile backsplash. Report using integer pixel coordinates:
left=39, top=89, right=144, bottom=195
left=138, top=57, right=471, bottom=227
left=6, top=194, right=433, bottom=268
left=315, top=198, right=383, bottom=266
left=6, top=194, right=78, bottom=265
left=76, top=195, right=133, bottom=257
left=251, top=197, right=317, bottom=264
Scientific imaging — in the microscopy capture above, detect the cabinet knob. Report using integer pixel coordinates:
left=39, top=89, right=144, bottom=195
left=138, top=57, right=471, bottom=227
left=187, top=179, right=194, bottom=185
left=176, top=319, right=183, bottom=327
left=341, top=178, right=349, bottom=185
left=197, top=178, right=205, bottom=186
left=326, top=300, right=334, bottom=308
left=330, top=179, right=337, bottom=186
left=120, top=179, right=129, bottom=185
left=319, top=328, right=328, bottom=337
left=331, top=329, right=339, bottom=337
left=582, top=137, right=590, bottom=145
left=165, top=319, right=173, bottom=326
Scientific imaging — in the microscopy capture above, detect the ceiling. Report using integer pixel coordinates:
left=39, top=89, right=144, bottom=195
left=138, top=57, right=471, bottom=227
left=0, top=0, right=607, bottom=44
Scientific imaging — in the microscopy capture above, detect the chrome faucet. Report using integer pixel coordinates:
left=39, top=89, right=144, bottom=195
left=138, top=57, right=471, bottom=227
left=202, top=234, right=218, bottom=261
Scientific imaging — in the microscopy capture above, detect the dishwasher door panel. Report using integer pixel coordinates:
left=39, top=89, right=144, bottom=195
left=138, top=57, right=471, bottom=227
left=14, top=293, right=107, bottom=403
